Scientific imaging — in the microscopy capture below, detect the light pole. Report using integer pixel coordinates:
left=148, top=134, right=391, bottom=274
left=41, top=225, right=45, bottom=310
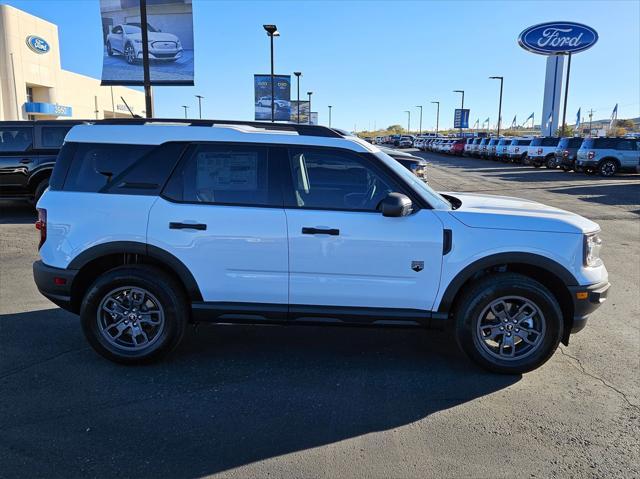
left=263, top=24, right=280, bottom=122
left=489, top=76, right=503, bottom=136
left=453, top=90, right=464, bottom=137
left=195, top=95, right=204, bottom=119
left=328, top=105, right=332, bottom=127
left=181, top=105, right=189, bottom=119
left=293, top=71, right=302, bottom=123
left=561, top=53, right=572, bottom=137
left=404, top=110, right=411, bottom=134
left=416, top=105, right=423, bottom=135
left=431, top=101, right=440, bottom=136
left=307, top=91, right=313, bottom=124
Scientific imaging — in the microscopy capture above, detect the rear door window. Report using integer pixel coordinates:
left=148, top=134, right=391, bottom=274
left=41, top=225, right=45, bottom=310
left=0, top=126, right=33, bottom=152
left=40, top=126, right=73, bottom=149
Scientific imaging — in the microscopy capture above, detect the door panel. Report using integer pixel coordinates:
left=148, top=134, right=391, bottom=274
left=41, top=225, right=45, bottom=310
left=285, top=207, right=443, bottom=311
left=148, top=199, right=288, bottom=304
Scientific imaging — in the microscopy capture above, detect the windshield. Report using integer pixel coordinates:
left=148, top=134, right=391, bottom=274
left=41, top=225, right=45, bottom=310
left=373, top=151, right=451, bottom=210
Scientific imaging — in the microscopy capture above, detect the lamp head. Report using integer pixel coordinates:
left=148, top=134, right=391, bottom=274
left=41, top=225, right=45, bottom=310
left=263, top=24, right=279, bottom=36
left=293, top=71, right=302, bottom=77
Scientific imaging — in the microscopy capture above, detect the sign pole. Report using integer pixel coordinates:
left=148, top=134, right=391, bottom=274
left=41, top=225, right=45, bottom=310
left=139, top=0, right=153, bottom=118
left=561, top=53, right=572, bottom=137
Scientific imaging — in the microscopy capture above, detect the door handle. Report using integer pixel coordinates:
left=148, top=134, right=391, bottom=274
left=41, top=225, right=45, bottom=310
left=169, top=222, right=207, bottom=231
left=302, top=227, right=340, bottom=236
left=20, top=158, right=32, bottom=164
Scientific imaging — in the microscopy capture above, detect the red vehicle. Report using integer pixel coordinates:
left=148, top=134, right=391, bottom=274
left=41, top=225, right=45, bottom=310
left=451, top=138, right=467, bottom=156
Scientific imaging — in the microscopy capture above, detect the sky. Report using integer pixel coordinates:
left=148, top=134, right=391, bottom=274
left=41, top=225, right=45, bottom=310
left=3, top=0, right=640, bottom=131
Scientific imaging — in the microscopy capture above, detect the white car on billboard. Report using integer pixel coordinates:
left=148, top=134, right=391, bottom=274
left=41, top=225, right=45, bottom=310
left=106, top=23, right=183, bottom=64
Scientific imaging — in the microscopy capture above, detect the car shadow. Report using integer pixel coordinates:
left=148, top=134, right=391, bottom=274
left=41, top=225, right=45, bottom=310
left=0, top=201, right=36, bottom=224
left=549, top=182, right=640, bottom=211
left=0, top=308, right=520, bottom=477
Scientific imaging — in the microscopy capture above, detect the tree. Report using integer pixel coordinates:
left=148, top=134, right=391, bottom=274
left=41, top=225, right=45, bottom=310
left=615, top=119, right=634, bottom=129
left=387, top=124, right=403, bottom=133
left=555, top=125, right=575, bottom=137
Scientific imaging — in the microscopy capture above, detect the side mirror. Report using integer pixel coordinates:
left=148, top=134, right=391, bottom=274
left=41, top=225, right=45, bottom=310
left=379, top=192, right=412, bottom=217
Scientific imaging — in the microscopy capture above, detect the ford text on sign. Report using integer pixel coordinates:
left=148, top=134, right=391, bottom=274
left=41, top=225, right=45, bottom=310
left=518, top=22, right=598, bottom=55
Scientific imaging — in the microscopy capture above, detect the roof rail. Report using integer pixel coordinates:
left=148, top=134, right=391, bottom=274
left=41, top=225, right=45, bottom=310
left=91, top=118, right=345, bottom=138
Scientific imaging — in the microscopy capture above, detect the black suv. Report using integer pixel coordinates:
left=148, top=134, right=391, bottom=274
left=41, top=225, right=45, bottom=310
left=555, top=137, right=584, bottom=172
left=0, top=120, right=82, bottom=204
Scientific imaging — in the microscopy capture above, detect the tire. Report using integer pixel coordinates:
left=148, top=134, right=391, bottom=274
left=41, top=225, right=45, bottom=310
left=106, top=41, right=113, bottom=56
left=80, top=266, right=187, bottom=364
left=32, top=178, right=49, bottom=206
left=125, top=43, right=136, bottom=64
left=599, top=159, right=618, bottom=177
left=545, top=155, right=557, bottom=169
left=454, top=273, right=563, bottom=374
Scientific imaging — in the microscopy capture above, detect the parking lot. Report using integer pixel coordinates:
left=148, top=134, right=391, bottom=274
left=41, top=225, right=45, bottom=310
left=1, top=152, right=638, bottom=478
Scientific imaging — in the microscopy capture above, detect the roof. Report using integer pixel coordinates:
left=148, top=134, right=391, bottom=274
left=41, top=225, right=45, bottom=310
left=64, top=119, right=378, bottom=153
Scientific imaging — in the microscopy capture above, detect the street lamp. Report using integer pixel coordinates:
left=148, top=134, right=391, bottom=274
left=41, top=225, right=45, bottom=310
left=263, top=24, right=280, bottom=122
left=195, top=95, right=204, bottom=119
left=416, top=105, right=423, bottom=135
left=307, top=91, right=313, bottom=124
left=181, top=105, right=189, bottom=119
left=431, top=101, right=440, bottom=136
left=404, top=110, right=411, bottom=134
left=293, top=71, right=302, bottom=123
left=453, top=90, right=464, bottom=136
left=489, top=76, right=504, bottom=136
left=328, top=105, right=332, bottom=127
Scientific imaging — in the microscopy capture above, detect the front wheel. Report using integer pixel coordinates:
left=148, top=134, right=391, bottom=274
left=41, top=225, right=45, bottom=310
left=32, top=178, right=49, bottom=205
left=80, top=266, right=187, bottom=364
left=106, top=41, right=113, bottom=56
left=546, top=156, right=557, bottom=169
left=454, top=273, right=563, bottom=374
left=599, top=159, right=618, bottom=177
left=124, top=43, right=137, bottom=64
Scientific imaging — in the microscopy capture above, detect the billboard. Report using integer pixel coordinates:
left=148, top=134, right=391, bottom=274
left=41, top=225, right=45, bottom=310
left=100, top=0, right=194, bottom=86
left=290, top=100, right=310, bottom=123
left=254, top=74, right=291, bottom=121
left=454, top=108, right=470, bottom=128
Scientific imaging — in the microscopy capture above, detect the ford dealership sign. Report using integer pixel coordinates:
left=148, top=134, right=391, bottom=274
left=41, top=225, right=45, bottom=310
left=518, top=22, right=598, bottom=55
left=25, top=35, right=50, bottom=54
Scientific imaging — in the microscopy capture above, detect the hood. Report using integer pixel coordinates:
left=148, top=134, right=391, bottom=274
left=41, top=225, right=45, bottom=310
left=444, top=192, right=599, bottom=234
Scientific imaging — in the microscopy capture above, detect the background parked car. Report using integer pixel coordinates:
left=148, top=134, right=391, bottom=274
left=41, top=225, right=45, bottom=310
left=496, top=138, right=512, bottom=162
left=107, top=23, right=183, bottom=64
left=576, top=137, right=640, bottom=177
left=469, top=137, right=483, bottom=156
left=556, top=137, right=584, bottom=172
left=463, top=138, right=475, bottom=156
left=398, top=136, right=414, bottom=148
left=380, top=146, right=428, bottom=181
left=483, top=138, right=500, bottom=159
left=477, top=138, right=490, bottom=158
left=507, top=138, right=532, bottom=163
left=527, top=137, right=561, bottom=168
left=450, top=138, right=467, bottom=156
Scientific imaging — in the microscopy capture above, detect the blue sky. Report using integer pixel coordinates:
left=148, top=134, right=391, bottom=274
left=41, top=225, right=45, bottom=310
left=4, top=0, right=640, bottom=130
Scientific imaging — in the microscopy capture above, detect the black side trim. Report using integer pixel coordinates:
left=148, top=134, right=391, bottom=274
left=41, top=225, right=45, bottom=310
left=443, top=229, right=452, bottom=255
left=67, top=241, right=203, bottom=301
left=33, top=260, right=77, bottom=311
left=437, top=252, right=579, bottom=313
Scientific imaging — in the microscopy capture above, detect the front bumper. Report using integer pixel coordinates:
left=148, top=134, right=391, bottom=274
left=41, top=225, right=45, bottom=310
left=568, top=281, right=610, bottom=334
left=33, top=260, right=78, bottom=312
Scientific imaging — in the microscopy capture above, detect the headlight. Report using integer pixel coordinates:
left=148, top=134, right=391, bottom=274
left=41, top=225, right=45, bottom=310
left=584, top=232, right=603, bottom=267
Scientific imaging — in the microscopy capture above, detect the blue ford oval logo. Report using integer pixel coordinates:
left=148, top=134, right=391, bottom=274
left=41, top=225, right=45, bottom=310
left=25, top=35, right=50, bottom=54
left=518, top=22, right=598, bottom=55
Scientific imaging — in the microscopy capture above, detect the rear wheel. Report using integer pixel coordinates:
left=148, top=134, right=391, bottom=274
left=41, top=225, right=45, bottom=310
left=545, top=155, right=557, bottom=169
left=80, top=266, right=187, bottom=364
left=599, top=159, right=618, bottom=177
left=454, top=273, right=563, bottom=374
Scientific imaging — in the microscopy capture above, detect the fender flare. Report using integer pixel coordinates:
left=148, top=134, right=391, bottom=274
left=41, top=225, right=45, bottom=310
left=437, top=252, right=578, bottom=313
left=68, top=241, right=202, bottom=301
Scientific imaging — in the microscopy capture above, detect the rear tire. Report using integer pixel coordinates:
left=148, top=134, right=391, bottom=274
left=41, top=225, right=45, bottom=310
left=454, top=273, right=563, bottom=374
left=545, top=155, right=557, bottom=169
left=32, top=178, right=49, bottom=206
left=80, top=266, right=187, bottom=364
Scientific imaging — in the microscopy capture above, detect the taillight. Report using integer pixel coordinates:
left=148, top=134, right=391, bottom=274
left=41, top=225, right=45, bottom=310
left=563, top=150, right=569, bottom=157
left=587, top=151, right=595, bottom=159
left=537, top=148, right=543, bottom=154
left=515, top=147, right=520, bottom=153
left=35, top=208, right=46, bottom=250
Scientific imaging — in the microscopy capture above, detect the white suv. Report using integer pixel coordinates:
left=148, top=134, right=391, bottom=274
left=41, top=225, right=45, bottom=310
left=33, top=120, right=609, bottom=373
left=106, top=23, right=183, bottom=64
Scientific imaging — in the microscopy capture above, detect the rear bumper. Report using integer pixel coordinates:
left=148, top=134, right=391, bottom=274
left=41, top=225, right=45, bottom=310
left=575, top=159, right=598, bottom=169
left=33, top=260, right=77, bottom=312
left=568, top=281, right=610, bottom=334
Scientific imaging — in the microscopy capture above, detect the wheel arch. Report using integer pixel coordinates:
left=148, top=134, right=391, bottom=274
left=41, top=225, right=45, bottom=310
left=598, top=156, right=621, bottom=167
left=438, top=253, right=577, bottom=344
left=68, top=241, right=202, bottom=313
left=27, top=167, right=53, bottom=191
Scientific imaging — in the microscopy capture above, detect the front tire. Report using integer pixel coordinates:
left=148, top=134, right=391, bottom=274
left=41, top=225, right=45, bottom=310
left=454, top=273, right=563, bottom=374
left=80, top=266, right=187, bottom=364
left=124, top=43, right=137, bottom=64
left=599, top=159, right=618, bottom=177
left=545, top=155, right=557, bottom=169
left=32, top=178, right=49, bottom=206
left=106, top=41, right=113, bottom=56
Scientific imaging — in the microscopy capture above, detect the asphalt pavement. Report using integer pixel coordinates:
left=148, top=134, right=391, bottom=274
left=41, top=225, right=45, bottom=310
left=0, top=151, right=638, bottom=478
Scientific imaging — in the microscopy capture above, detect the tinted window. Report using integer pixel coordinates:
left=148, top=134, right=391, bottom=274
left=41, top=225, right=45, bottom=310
left=163, top=144, right=277, bottom=206
left=41, top=126, right=72, bottom=148
left=63, top=143, right=154, bottom=192
left=0, top=127, right=33, bottom=152
left=542, top=137, right=560, bottom=146
left=617, top=139, right=635, bottom=151
left=530, top=138, right=542, bottom=146
left=581, top=138, right=595, bottom=148
left=288, top=148, right=395, bottom=211
left=558, top=138, right=570, bottom=148
left=569, top=138, right=583, bottom=148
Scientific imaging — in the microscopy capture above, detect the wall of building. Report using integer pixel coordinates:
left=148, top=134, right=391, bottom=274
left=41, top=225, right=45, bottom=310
left=0, top=4, right=145, bottom=121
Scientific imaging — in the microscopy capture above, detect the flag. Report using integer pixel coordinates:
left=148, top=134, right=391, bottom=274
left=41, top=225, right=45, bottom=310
left=474, top=118, right=480, bottom=128
left=525, top=112, right=534, bottom=122
left=575, top=108, right=581, bottom=129
left=511, top=115, right=517, bottom=128
left=545, top=110, right=553, bottom=135
left=609, top=103, right=618, bottom=129
left=484, top=117, right=490, bottom=124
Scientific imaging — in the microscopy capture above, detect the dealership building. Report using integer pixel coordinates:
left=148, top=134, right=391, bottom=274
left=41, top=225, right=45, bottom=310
left=0, top=4, right=145, bottom=121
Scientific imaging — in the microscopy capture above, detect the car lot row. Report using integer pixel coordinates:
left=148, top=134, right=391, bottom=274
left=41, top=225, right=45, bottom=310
left=416, top=136, right=640, bottom=177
